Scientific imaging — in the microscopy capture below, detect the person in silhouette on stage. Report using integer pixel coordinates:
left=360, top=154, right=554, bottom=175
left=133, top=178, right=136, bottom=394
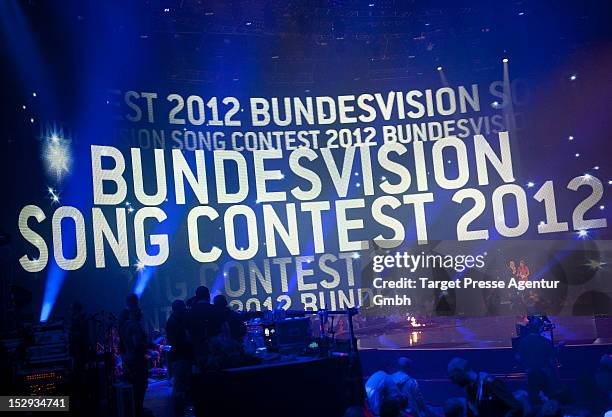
left=166, top=299, right=192, bottom=417
left=213, top=294, right=246, bottom=342
left=187, top=286, right=223, bottom=369
left=119, top=293, right=140, bottom=329
left=448, top=357, right=522, bottom=417
left=187, top=286, right=225, bottom=416
left=68, top=301, right=89, bottom=413
left=118, top=294, right=149, bottom=417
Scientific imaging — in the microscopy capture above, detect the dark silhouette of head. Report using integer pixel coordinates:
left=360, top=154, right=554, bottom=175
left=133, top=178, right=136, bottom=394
left=379, top=398, right=403, bottom=417
left=71, top=301, right=83, bottom=313
left=195, top=286, right=210, bottom=302
left=126, top=293, right=139, bottom=308
left=448, top=357, right=476, bottom=387
left=397, top=356, right=413, bottom=374
left=213, top=294, right=228, bottom=308
left=172, top=299, right=186, bottom=314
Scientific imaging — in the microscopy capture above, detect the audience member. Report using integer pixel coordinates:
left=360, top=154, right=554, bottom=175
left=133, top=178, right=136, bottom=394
left=512, top=390, right=533, bottom=417
left=516, top=330, right=557, bottom=405
left=365, top=370, right=402, bottom=415
left=447, top=357, right=522, bottom=417
left=443, top=398, right=466, bottom=417
left=68, top=301, right=89, bottom=413
left=535, top=397, right=561, bottom=417
left=596, top=354, right=612, bottom=416
left=391, top=356, right=436, bottom=417
left=379, top=397, right=406, bottom=417
left=342, top=405, right=368, bottom=417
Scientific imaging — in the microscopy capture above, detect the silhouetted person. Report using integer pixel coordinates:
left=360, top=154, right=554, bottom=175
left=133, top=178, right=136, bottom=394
left=187, top=286, right=223, bottom=369
left=68, top=301, right=89, bottom=413
left=516, top=332, right=557, bottom=405
left=119, top=293, right=140, bottom=332
left=342, top=405, right=367, bottom=417
left=379, top=397, right=405, bottom=417
left=119, top=294, right=148, bottom=417
left=187, top=287, right=224, bottom=417
left=213, top=294, right=246, bottom=342
left=364, top=370, right=402, bottom=415
left=166, top=300, right=192, bottom=417
left=448, top=357, right=522, bottom=417
left=536, top=398, right=562, bottom=417
left=444, top=398, right=466, bottom=417
left=596, top=354, right=612, bottom=416
left=391, top=357, right=436, bottom=417
left=69, top=301, right=89, bottom=367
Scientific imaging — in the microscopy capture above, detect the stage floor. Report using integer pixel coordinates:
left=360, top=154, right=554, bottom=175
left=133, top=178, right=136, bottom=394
left=355, top=315, right=611, bottom=349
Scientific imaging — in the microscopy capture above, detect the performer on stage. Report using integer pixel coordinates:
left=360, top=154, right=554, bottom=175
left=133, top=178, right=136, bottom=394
left=166, top=299, right=192, bottom=417
left=517, top=259, right=530, bottom=282
left=118, top=294, right=149, bottom=417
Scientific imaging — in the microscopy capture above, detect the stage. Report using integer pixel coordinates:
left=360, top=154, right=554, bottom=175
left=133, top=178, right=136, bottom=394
left=356, top=315, right=612, bottom=349
left=141, top=341, right=612, bottom=417
left=140, top=314, right=612, bottom=416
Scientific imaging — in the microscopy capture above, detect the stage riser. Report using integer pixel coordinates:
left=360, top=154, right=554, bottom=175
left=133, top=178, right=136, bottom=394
left=360, top=344, right=610, bottom=378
